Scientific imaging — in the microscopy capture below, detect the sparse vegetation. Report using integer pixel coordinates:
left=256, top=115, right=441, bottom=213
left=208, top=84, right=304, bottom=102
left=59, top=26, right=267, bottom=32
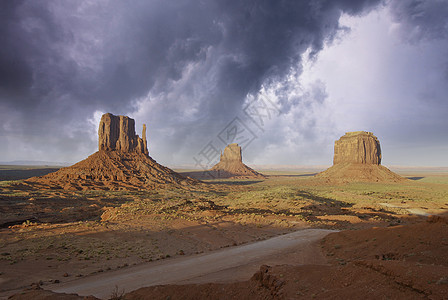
left=0, top=168, right=448, bottom=293
left=109, top=285, right=125, bottom=300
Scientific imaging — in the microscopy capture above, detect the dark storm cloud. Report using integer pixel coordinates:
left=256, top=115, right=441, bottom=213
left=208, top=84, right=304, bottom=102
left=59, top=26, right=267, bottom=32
left=0, top=0, right=383, bottom=162
left=0, top=1, right=32, bottom=101
left=389, top=0, right=448, bottom=41
left=388, top=0, right=448, bottom=126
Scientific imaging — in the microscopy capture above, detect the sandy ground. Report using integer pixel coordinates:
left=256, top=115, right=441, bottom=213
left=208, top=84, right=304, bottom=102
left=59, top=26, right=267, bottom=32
left=10, top=215, right=448, bottom=299
left=46, top=228, right=334, bottom=298
left=117, top=215, right=448, bottom=300
left=2, top=169, right=448, bottom=299
left=0, top=218, right=302, bottom=298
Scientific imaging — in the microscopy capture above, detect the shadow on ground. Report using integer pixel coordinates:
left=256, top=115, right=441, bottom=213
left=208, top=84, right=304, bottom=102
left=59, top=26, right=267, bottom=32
left=0, top=168, right=61, bottom=181
left=270, top=173, right=317, bottom=178
left=407, top=176, right=425, bottom=181
left=205, top=180, right=264, bottom=186
left=0, top=190, right=133, bottom=228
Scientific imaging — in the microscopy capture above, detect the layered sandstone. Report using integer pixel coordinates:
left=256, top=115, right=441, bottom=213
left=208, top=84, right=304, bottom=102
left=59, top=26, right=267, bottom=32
left=24, top=113, right=197, bottom=190
left=333, top=131, right=381, bottom=165
left=316, top=131, right=405, bottom=183
left=98, top=113, right=148, bottom=155
left=219, top=143, right=243, bottom=162
left=209, top=143, right=265, bottom=179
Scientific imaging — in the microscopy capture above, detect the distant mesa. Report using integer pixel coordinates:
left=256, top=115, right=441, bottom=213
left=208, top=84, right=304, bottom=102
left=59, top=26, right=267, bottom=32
left=182, top=143, right=264, bottom=180
left=316, top=131, right=406, bottom=183
left=209, top=143, right=265, bottom=179
left=24, top=113, right=197, bottom=190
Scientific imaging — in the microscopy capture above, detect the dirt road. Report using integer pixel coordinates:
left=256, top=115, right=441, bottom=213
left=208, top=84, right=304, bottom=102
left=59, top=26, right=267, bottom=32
left=48, top=228, right=335, bottom=299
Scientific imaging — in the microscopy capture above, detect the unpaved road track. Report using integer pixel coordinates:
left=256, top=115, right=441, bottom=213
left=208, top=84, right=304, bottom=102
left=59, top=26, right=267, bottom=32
left=48, top=229, right=335, bottom=299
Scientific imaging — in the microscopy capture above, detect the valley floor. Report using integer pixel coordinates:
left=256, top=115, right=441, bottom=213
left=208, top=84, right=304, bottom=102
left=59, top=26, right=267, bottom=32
left=1, top=168, right=448, bottom=299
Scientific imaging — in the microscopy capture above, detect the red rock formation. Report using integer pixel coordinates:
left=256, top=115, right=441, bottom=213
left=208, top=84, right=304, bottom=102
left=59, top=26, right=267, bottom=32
left=209, top=143, right=265, bottom=179
left=216, top=143, right=243, bottom=166
left=98, top=113, right=148, bottom=155
left=25, top=150, right=197, bottom=191
left=333, top=131, right=381, bottom=165
left=316, top=131, right=405, bottom=183
left=142, top=124, right=148, bottom=155
left=24, top=113, right=197, bottom=190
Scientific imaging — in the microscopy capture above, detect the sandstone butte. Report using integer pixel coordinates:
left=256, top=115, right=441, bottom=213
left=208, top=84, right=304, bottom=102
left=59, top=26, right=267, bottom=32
left=208, top=143, right=265, bottom=179
left=24, top=113, right=197, bottom=191
left=316, top=131, right=406, bottom=183
left=98, top=113, right=149, bottom=155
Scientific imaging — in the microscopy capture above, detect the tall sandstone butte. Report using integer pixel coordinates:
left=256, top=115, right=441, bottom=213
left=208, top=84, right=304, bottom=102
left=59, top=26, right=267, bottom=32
left=98, top=113, right=149, bottom=155
left=209, top=143, right=265, bottom=179
left=333, top=131, right=381, bottom=165
left=24, top=113, right=197, bottom=190
left=219, top=143, right=243, bottom=163
left=316, top=131, right=405, bottom=183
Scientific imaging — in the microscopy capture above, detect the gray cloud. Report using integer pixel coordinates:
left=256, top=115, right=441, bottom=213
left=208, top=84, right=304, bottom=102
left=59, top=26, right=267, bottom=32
left=389, top=0, right=448, bottom=42
left=294, top=1, right=448, bottom=166
left=388, top=0, right=448, bottom=147
left=0, top=0, right=400, bottom=164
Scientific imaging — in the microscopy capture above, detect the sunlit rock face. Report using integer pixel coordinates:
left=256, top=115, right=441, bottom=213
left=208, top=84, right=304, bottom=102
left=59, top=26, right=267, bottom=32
left=333, top=131, right=381, bottom=165
left=219, top=143, right=243, bottom=163
left=315, top=131, right=405, bottom=183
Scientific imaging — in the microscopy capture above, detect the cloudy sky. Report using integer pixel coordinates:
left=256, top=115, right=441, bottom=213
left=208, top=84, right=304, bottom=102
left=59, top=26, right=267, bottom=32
left=1, top=0, right=447, bottom=167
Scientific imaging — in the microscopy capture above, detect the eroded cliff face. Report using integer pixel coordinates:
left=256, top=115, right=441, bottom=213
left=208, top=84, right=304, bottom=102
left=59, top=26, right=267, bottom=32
left=219, top=143, right=243, bottom=163
left=98, top=113, right=148, bottom=155
left=333, top=131, right=381, bottom=165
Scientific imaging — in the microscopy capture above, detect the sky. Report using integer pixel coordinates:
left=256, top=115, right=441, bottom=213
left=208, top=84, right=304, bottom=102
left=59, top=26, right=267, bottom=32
left=1, top=0, right=447, bottom=167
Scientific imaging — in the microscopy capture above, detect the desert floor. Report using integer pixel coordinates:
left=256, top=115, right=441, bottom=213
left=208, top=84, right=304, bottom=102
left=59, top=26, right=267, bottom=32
left=1, top=166, right=448, bottom=299
left=48, top=229, right=334, bottom=298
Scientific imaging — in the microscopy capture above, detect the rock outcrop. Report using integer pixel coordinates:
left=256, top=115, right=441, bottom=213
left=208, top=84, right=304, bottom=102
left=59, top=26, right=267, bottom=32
left=316, top=131, right=405, bottom=183
left=333, top=131, right=381, bottom=165
left=24, top=113, right=198, bottom=190
left=98, top=113, right=148, bottom=155
left=209, top=143, right=265, bottom=179
left=216, top=143, right=243, bottom=166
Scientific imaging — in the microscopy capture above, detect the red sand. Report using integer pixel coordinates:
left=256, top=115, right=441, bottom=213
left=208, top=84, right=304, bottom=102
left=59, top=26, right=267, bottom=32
left=11, top=215, right=448, bottom=299
left=22, top=150, right=198, bottom=191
